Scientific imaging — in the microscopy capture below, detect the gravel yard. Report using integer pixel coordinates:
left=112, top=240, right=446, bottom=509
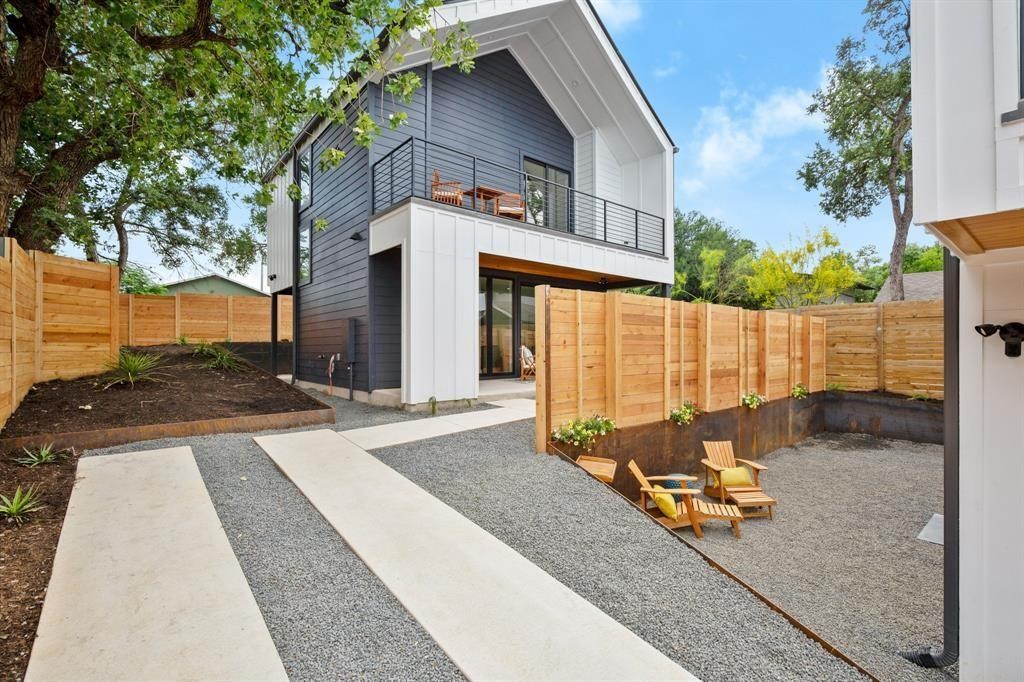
left=371, top=421, right=869, bottom=682
left=88, top=395, right=466, bottom=681
left=690, top=433, right=956, bottom=682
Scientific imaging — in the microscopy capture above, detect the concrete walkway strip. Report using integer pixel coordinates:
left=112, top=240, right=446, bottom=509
left=26, top=447, right=287, bottom=682
left=340, top=403, right=534, bottom=450
left=255, top=429, right=696, bottom=681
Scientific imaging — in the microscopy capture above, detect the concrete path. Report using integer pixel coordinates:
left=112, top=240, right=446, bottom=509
left=255, top=429, right=695, bottom=681
left=339, top=400, right=534, bottom=450
left=26, top=447, right=287, bottom=682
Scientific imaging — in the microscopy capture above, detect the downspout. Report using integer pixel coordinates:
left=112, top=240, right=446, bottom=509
left=291, top=154, right=300, bottom=386
left=901, top=248, right=959, bottom=668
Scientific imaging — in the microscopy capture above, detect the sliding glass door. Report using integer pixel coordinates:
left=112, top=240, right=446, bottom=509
left=479, top=276, right=515, bottom=376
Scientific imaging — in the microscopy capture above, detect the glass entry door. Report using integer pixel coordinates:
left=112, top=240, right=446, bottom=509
left=479, top=276, right=515, bottom=376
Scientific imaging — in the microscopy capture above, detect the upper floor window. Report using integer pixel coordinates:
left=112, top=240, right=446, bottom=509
left=298, top=219, right=312, bottom=285
left=298, top=145, right=312, bottom=206
left=524, top=158, right=571, bottom=233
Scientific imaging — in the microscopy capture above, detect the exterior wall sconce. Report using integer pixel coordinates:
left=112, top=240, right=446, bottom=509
left=350, top=231, right=364, bottom=241
left=975, top=322, right=1024, bottom=357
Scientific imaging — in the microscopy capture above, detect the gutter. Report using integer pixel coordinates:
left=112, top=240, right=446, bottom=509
left=900, top=248, right=959, bottom=668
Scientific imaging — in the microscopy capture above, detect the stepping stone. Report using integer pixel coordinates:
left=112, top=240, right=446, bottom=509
left=917, top=513, right=944, bottom=545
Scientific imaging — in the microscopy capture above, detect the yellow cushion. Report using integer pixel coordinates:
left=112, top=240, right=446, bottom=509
left=650, top=484, right=679, bottom=520
left=717, top=466, right=754, bottom=487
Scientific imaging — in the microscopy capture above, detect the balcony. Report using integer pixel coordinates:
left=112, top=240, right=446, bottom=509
left=371, top=137, right=665, bottom=256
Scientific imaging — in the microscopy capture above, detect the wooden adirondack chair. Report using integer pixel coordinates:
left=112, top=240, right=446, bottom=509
left=627, top=460, right=743, bottom=538
left=701, top=440, right=776, bottom=519
left=519, top=345, right=536, bottom=381
left=431, top=170, right=464, bottom=206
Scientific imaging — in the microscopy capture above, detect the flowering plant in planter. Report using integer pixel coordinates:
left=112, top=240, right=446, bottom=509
left=740, top=392, right=768, bottom=410
left=791, top=383, right=810, bottom=400
left=669, top=401, right=703, bottom=426
left=551, top=415, right=615, bottom=451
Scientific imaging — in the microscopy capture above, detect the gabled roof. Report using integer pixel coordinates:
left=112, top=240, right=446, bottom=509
left=874, top=270, right=944, bottom=302
left=163, top=274, right=268, bottom=297
left=263, top=0, right=674, bottom=182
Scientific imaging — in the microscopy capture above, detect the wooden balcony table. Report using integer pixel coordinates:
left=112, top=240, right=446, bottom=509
left=468, top=185, right=507, bottom=215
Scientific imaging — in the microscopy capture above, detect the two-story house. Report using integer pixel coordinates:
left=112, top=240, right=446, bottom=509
left=264, top=0, right=674, bottom=408
left=913, top=1, right=1024, bottom=679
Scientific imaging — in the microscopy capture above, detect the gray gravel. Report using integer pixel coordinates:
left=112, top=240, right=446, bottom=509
left=87, top=395, right=467, bottom=681
left=372, top=420, right=869, bottom=682
left=690, top=433, right=957, bottom=682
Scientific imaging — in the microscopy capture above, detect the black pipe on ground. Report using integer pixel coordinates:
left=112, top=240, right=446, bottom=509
left=901, top=248, right=959, bottom=668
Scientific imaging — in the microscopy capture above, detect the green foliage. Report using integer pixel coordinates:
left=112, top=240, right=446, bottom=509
left=848, top=242, right=944, bottom=301
left=428, top=396, right=438, bottom=416
left=670, top=211, right=758, bottom=306
left=551, top=415, right=615, bottom=451
left=313, top=217, right=330, bottom=232
left=175, top=335, right=190, bottom=346
left=669, top=401, right=703, bottom=426
left=104, top=350, right=165, bottom=389
left=1, top=486, right=45, bottom=524
left=14, top=444, right=64, bottom=467
left=740, top=392, right=768, bottom=410
left=120, top=266, right=167, bottom=295
left=826, top=382, right=846, bottom=392
left=798, top=0, right=913, bottom=299
left=197, top=345, right=245, bottom=373
left=791, top=383, right=810, bottom=400
left=746, top=228, right=859, bottom=308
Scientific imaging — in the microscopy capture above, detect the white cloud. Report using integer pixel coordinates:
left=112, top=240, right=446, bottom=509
left=591, top=0, right=642, bottom=31
left=679, top=86, right=820, bottom=195
left=653, top=65, right=678, bottom=80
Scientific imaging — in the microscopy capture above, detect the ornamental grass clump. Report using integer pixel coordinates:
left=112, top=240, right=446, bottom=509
left=14, top=443, right=64, bottom=467
left=551, top=415, right=615, bottom=451
left=791, top=383, right=810, bottom=400
left=195, top=344, right=245, bottom=372
left=0, top=486, right=44, bottom=524
left=741, top=391, right=768, bottom=410
left=669, top=401, right=703, bottom=426
left=103, top=350, right=165, bottom=389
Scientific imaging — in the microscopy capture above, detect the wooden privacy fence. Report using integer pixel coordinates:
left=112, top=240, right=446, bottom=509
left=535, top=286, right=827, bottom=452
left=119, top=293, right=292, bottom=346
left=0, top=239, right=119, bottom=426
left=787, top=299, right=944, bottom=399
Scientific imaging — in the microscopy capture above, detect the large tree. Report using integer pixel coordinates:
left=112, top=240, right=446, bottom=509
left=798, top=0, right=912, bottom=300
left=1, top=0, right=477, bottom=252
left=671, top=209, right=758, bottom=306
left=746, top=228, right=859, bottom=309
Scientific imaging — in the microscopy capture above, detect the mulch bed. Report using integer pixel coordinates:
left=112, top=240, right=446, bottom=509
left=2, top=345, right=326, bottom=438
left=0, top=451, right=78, bottom=681
left=0, top=344, right=327, bottom=681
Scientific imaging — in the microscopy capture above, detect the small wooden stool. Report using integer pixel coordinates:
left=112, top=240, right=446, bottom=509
left=727, top=490, right=777, bottom=519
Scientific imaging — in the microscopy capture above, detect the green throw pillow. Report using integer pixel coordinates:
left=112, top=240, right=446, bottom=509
left=650, top=484, right=679, bottom=520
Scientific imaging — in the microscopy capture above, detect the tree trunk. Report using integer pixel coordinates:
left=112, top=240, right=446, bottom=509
left=887, top=215, right=911, bottom=301
left=8, top=136, right=115, bottom=251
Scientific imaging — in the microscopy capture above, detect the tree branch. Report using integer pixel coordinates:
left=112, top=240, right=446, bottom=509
left=96, top=0, right=240, bottom=51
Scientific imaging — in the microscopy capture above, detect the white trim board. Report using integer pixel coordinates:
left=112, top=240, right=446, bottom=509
left=254, top=429, right=695, bottom=681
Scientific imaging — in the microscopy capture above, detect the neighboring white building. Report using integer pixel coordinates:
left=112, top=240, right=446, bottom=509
left=913, top=1, right=1024, bottom=679
left=265, top=0, right=674, bottom=407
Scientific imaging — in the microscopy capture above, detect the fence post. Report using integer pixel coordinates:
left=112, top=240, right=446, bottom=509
left=534, top=285, right=549, bottom=454
left=174, top=293, right=181, bottom=341
left=697, top=303, right=711, bottom=409
left=663, top=296, right=671, bottom=419
left=605, top=292, right=621, bottom=421
left=758, top=310, right=769, bottom=397
left=876, top=303, right=885, bottom=392
left=127, top=295, right=135, bottom=346
left=787, top=314, right=796, bottom=392
left=737, top=309, right=745, bottom=403
left=33, top=252, right=42, bottom=380
left=9, top=239, right=17, bottom=404
left=109, top=265, right=119, bottom=357
left=678, top=301, right=686, bottom=405
left=576, top=289, right=583, bottom=418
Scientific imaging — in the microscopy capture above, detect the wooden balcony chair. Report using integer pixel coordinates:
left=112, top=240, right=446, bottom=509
left=496, top=192, right=526, bottom=221
left=627, top=460, right=743, bottom=539
left=431, top=170, right=464, bottom=206
left=701, top=440, right=777, bottom=519
left=519, top=345, right=536, bottom=381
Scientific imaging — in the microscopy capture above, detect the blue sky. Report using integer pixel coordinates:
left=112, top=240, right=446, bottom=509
left=68, top=0, right=931, bottom=288
left=594, top=0, right=933, bottom=256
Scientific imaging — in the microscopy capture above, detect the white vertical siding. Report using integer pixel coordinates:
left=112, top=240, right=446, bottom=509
left=266, top=165, right=293, bottom=293
left=593, top=129, right=622, bottom=204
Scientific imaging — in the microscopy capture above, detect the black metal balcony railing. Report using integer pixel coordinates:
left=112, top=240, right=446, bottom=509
left=370, top=137, right=665, bottom=256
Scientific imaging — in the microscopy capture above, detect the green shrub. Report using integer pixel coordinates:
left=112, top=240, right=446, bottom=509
left=103, top=350, right=165, bottom=389
left=791, top=383, right=810, bottom=400
left=741, top=392, right=768, bottom=410
left=826, top=382, right=846, bottom=392
left=0, top=486, right=44, bottom=524
left=551, top=415, right=615, bottom=451
left=175, top=334, right=190, bottom=346
left=669, top=401, right=703, bottom=426
left=198, top=344, right=245, bottom=372
left=14, top=443, right=64, bottom=467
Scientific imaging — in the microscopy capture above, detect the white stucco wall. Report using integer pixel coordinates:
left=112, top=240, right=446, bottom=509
left=369, top=200, right=672, bottom=404
left=958, top=253, right=1024, bottom=681
left=265, top=166, right=294, bottom=293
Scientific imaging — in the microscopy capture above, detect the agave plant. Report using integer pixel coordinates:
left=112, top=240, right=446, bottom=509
left=14, top=443, right=63, bottom=467
left=103, top=350, right=165, bottom=389
left=0, top=486, right=45, bottom=524
left=196, top=344, right=245, bottom=372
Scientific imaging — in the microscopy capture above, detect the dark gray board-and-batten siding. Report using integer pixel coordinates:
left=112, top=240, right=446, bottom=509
left=294, top=49, right=574, bottom=392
